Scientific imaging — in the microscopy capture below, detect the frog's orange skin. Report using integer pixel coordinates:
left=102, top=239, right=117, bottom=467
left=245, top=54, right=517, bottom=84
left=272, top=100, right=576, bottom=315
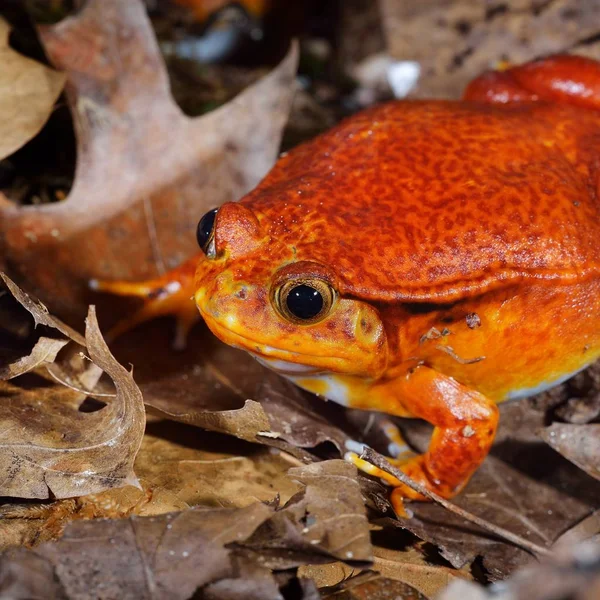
left=95, top=56, right=600, bottom=511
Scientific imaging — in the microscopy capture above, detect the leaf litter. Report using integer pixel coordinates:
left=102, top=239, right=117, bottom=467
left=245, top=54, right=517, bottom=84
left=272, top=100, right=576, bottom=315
left=0, top=275, right=145, bottom=500
left=0, top=1, right=599, bottom=598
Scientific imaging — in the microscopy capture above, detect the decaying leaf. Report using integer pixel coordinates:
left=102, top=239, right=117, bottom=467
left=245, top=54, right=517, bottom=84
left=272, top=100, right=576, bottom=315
left=133, top=420, right=302, bottom=512
left=554, top=509, right=600, bottom=548
left=0, top=0, right=298, bottom=319
left=0, top=17, right=65, bottom=161
left=0, top=488, right=368, bottom=599
left=0, top=275, right=145, bottom=499
left=540, top=423, right=600, bottom=482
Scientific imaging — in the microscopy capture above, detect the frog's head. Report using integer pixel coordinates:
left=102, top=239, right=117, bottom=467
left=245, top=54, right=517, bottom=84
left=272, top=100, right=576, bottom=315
left=194, top=201, right=388, bottom=383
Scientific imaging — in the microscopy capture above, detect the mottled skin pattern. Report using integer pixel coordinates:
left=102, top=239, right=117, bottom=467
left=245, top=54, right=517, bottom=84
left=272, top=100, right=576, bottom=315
left=96, top=56, right=600, bottom=512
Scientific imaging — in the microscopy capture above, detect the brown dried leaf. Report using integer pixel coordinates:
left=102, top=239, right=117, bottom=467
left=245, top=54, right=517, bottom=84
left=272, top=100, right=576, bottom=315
left=286, top=461, right=372, bottom=563
left=0, top=503, right=275, bottom=600
left=0, top=17, right=65, bottom=160
left=540, top=423, right=600, bottom=482
left=133, top=420, right=302, bottom=512
left=0, top=276, right=145, bottom=499
left=240, top=460, right=372, bottom=569
left=0, top=0, right=298, bottom=318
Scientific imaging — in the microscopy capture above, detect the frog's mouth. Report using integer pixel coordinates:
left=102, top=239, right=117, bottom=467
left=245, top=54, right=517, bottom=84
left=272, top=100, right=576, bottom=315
left=198, top=307, right=334, bottom=375
left=251, top=355, right=325, bottom=376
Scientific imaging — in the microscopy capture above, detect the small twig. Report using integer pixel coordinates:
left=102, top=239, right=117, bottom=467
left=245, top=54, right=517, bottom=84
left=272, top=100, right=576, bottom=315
left=46, top=368, right=117, bottom=398
left=361, top=447, right=552, bottom=558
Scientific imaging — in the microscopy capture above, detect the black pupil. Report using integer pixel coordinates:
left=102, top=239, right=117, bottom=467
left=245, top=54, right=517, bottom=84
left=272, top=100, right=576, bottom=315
left=286, top=285, right=324, bottom=320
left=196, top=208, right=218, bottom=253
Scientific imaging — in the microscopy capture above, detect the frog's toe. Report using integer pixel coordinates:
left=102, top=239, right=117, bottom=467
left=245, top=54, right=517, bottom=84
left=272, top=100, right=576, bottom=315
left=380, top=419, right=412, bottom=459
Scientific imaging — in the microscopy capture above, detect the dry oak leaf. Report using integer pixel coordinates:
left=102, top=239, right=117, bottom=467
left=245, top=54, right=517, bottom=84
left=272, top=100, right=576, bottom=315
left=0, top=274, right=145, bottom=499
left=0, top=17, right=65, bottom=160
left=0, top=0, right=298, bottom=318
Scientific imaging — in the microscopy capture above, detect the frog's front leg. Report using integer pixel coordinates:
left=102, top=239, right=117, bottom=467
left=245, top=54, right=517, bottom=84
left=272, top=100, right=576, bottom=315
left=90, top=255, right=201, bottom=349
left=349, top=366, right=498, bottom=509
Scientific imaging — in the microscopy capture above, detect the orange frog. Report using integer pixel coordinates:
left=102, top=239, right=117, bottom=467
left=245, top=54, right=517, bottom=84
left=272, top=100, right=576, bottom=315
left=94, top=55, right=600, bottom=513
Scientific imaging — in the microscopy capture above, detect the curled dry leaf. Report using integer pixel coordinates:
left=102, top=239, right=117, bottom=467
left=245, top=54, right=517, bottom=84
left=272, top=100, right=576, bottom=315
left=0, top=275, right=145, bottom=499
left=540, top=423, right=600, bottom=482
left=0, top=17, right=65, bottom=160
left=0, top=0, right=298, bottom=318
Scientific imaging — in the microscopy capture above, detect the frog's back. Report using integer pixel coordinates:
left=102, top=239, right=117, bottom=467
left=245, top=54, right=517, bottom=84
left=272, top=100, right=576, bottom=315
left=243, top=101, right=600, bottom=301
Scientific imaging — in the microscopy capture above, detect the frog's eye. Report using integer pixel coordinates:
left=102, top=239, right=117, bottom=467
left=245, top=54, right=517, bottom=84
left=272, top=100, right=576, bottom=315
left=196, top=208, right=218, bottom=257
left=274, top=279, right=335, bottom=324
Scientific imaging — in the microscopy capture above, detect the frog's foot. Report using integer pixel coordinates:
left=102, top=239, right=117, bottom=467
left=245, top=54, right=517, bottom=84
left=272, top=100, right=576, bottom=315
left=346, top=366, right=499, bottom=517
left=344, top=443, right=417, bottom=518
left=89, top=255, right=200, bottom=349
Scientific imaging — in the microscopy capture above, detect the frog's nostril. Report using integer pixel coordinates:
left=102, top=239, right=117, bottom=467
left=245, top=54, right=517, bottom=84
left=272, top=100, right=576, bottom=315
left=234, top=286, right=248, bottom=300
